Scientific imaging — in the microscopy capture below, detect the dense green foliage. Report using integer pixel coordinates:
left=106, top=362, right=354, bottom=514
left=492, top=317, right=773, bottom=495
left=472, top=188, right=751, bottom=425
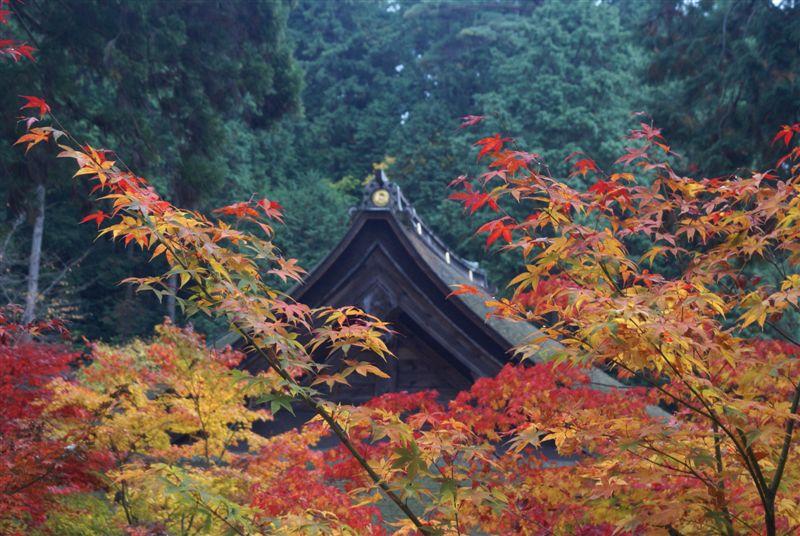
left=641, top=0, right=800, bottom=175
left=1, top=0, right=798, bottom=340
left=0, top=0, right=303, bottom=338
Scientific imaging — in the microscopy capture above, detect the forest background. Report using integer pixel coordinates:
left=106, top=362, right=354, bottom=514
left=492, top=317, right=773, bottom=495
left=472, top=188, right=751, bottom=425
left=1, top=0, right=798, bottom=340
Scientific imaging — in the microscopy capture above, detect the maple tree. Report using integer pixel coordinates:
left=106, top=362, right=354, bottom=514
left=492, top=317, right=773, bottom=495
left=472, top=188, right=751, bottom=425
left=264, top=114, right=800, bottom=534
left=0, top=308, right=107, bottom=535
left=9, top=90, right=441, bottom=532
left=442, top=117, right=800, bottom=534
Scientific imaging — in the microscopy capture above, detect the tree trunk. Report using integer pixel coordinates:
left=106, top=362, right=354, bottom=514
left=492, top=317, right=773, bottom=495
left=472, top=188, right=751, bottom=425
left=22, top=183, right=45, bottom=324
left=765, top=501, right=776, bottom=536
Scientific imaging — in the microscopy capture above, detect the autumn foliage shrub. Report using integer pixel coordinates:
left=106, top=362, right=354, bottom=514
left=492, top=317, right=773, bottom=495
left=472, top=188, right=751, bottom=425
left=0, top=310, right=107, bottom=534
left=26, top=323, right=388, bottom=535
left=315, top=364, right=656, bottom=534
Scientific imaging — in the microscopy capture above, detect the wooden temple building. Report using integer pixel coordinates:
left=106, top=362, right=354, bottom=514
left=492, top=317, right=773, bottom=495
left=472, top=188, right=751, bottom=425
left=235, top=171, right=638, bottom=433
left=284, top=170, right=545, bottom=403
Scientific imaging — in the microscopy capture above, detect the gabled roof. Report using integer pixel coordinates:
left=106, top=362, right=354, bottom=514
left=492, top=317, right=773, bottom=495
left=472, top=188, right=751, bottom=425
left=286, top=172, right=631, bottom=389
left=290, top=170, right=558, bottom=373
left=230, top=171, right=665, bottom=416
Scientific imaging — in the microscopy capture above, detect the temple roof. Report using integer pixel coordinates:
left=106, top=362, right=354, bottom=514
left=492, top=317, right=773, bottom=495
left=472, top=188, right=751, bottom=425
left=290, top=173, right=609, bottom=378
left=298, top=169, right=564, bottom=362
left=230, top=171, right=666, bottom=417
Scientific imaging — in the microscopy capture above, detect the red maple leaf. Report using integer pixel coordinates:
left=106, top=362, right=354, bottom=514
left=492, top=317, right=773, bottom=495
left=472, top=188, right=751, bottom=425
left=629, top=122, right=663, bottom=141
left=256, top=198, right=284, bottom=222
left=489, top=150, right=535, bottom=174
left=589, top=180, right=630, bottom=204
left=269, top=257, right=305, bottom=283
left=777, top=146, right=800, bottom=168
left=772, top=123, right=800, bottom=146
left=13, top=43, right=35, bottom=62
left=80, top=210, right=109, bottom=227
left=0, top=40, right=36, bottom=62
left=476, top=217, right=514, bottom=247
left=478, top=169, right=507, bottom=185
left=19, top=95, right=50, bottom=118
left=615, top=146, right=649, bottom=166
left=448, top=284, right=482, bottom=298
left=214, top=201, right=259, bottom=219
left=474, top=134, right=511, bottom=161
left=570, top=157, right=599, bottom=178
left=588, top=180, right=613, bottom=195
left=449, top=183, right=499, bottom=214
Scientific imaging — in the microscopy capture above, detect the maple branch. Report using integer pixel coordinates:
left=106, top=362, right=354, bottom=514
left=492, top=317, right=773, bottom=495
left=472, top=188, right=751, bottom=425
left=565, top=329, right=777, bottom=521
left=569, top=332, right=709, bottom=418
left=162, top=475, right=248, bottom=536
left=119, top=480, right=135, bottom=526
left=765, top=320, right=800, bottom=349
left=624, top=318, right=774, bottom=512
left=570, top=274, right=720, bottom=426
left=567, top=253, right=736, bottom=447
left=230, top=324, right=434, bottom=535
left=450, top=461, right=462, bottom=536
left=628, top=444, right=714, bottom=487
left=764, top=250, right=787, bottom=281
left=147, top=229, right=434, bottom=535
left=607, top=357, right=706, bottom=417
left=602, top=319, right=774, bottom=526
left=0, top=212, right=24, bottom=266
left=646, top=441, right=717, bottom=486
left=2, top=451, right=69, bottom=496
left=190, top=393, right=211, bottom=464
left=735, top=427, right=772, bottom=508
left=8, top=2, right=41, bottom=50
left=532, top=194, right=775, bottom=532
left=40, top=246, right=92, bottom=298
left=769, top=379, right=800, bottom=496
left=712, top=421, right=736, bottom=536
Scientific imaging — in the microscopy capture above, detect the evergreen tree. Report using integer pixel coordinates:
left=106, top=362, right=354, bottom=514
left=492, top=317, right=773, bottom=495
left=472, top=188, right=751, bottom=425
left=639, top=0, right=800, bottom=174
left=0, top=0, right=301, bottom=338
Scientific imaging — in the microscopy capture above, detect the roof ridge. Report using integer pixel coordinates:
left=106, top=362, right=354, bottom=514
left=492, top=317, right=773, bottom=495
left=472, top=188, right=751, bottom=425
left=354, top=171, right=490, bottom=289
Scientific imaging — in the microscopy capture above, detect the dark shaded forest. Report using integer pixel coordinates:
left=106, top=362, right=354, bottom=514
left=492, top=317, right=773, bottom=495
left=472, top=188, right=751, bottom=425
left=1, top=0, right=798, bottom=340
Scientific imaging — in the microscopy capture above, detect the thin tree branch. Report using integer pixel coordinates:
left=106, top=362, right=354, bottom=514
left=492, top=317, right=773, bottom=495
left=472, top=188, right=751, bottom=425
left=40, top=247, right=92, bottom=298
